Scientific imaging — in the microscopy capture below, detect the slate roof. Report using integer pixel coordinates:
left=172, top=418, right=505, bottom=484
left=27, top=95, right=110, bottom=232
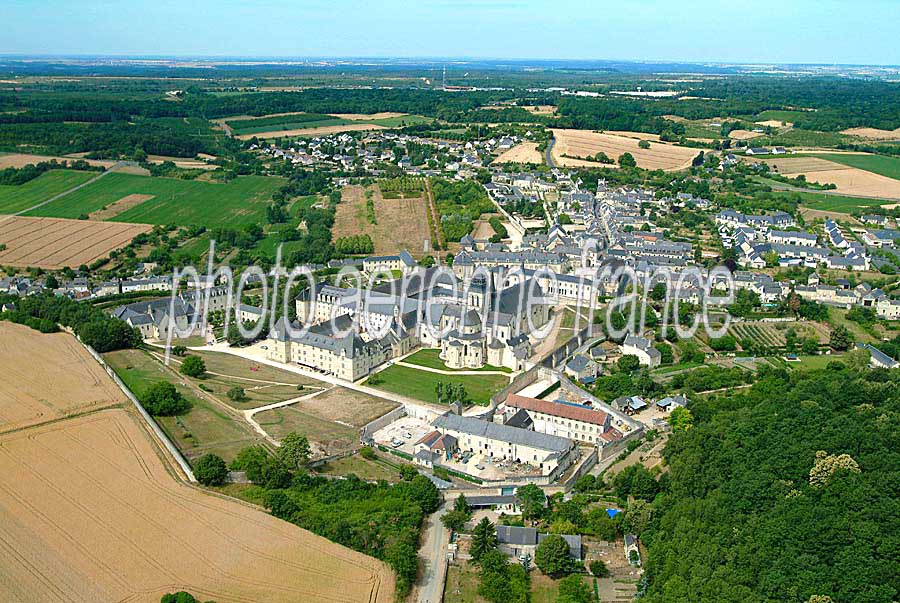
left=433, top=413, right=572, bottom=453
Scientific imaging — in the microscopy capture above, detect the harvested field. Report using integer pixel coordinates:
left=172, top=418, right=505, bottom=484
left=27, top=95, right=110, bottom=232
left=841, top=127, right=900, bottom=141
left=333, top=184, right=430, bottom=256
left=146, top=155, right=218, bottom=170
left=254, top=387, right=398, bottom=456
left=0, top=409, right=394, bottom=603
left=756, top=119, right=793, bottom=128
left=550, top=128, right=697, bottom=170
left=0, top=215, right=151, bottom=269
left=236, top=122, right=386, bottom=140
left=728, top=129, right=764, bottom=140
left=522, top=105, right=556, bottom=116
left=0, top=152, right=115, bottom=169
left=0, top=322, right=125, bottom=434
left=495, top=142, right=542, bottom=164
left=761, top=156, right=900, bottom=199
left=88, top=193, right=154, bottom=220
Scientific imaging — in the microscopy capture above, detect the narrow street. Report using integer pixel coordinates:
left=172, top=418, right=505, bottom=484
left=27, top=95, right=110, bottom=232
left=416, top=503, right=450, bottom=603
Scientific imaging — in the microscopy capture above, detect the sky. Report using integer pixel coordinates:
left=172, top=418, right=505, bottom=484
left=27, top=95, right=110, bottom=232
left=1, top=0, right=898, bottom=65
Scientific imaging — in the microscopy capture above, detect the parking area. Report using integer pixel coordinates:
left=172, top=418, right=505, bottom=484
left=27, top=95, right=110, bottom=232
left=371, top=416, right=433, bottom=455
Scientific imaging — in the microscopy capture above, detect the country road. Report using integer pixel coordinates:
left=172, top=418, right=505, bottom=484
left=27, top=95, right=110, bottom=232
left=544, top=135, right=556, bottom=168
left=416, top=502, right=450, bottom=603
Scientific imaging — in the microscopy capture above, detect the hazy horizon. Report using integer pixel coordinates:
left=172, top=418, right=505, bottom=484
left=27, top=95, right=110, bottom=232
left=2, top=0, right=898, bottom=66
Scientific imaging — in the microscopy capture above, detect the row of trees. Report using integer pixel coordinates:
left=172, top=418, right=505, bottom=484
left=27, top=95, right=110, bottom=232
left=1, top=293, right=140, bottom=352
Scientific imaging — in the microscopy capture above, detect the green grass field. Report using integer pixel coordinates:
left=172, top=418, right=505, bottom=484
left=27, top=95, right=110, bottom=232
left=796, top=191, right=888, bottom=212
left=811, top=153, right=900, bottom=181
left=26, top=172, right=285, bottom=226
left=402, top=348, right=512, bottom=373
left=367, top=364, right=509, bottom=406
left=0, top=170, right=95, bottom=214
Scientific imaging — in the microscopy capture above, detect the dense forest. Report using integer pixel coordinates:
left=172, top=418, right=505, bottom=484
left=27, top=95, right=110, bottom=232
left=641, top=362, right=900, bottom=603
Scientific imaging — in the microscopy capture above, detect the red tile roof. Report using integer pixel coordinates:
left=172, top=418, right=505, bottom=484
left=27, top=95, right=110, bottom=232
left=506, top=394, right=610, bottom=427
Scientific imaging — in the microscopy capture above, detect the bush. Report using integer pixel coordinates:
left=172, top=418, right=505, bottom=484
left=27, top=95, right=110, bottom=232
left=180, top=355, right=206, bottom=378
left=589, top=559, right=610, bottom=577
left=194, top=453, right=228, bottom=486
left=359, top=446, right=377, bottom=460
left=226, top=386, right=247, bottom=402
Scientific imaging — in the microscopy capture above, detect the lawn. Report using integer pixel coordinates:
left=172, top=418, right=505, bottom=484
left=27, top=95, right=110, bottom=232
left=26, top=172, right=285, bottom=226
left=789, top=353, right=845, bottom=371
left=103, top=348, right=264, bottom=463
left=314, top=453, right=402, bottom=482
left=0, top=169, right=95, bottom=214
left=444, top=563, right=484, bottom=603
left=366, top=364, right=509, bottom=406
left=159, top=350, right=322, bottom=410
left=402, top=348, right=512, bottom=373
left=253, top=404, right=359, bottom=455
left=811, top=153, right=900, bottom=181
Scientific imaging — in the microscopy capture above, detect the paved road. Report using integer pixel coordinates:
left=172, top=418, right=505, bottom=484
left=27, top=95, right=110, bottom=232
left=416, top=502, right=450, bottom=603
left=544, top=135, right=556, bottom=168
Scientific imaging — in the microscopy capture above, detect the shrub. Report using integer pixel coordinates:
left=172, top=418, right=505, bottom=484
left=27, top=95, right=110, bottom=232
left=180, top=355, right=206, bottom=378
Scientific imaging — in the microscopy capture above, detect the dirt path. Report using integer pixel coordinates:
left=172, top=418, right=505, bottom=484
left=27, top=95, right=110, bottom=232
left=425, top=178, right=444, bottom=250
left=244, top=387, right=334, bottom=445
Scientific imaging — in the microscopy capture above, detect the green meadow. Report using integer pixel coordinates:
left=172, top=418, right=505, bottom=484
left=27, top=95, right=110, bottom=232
left=0, top=170, right=95, bottom=214
left=26, top=172, right=285, bottom=226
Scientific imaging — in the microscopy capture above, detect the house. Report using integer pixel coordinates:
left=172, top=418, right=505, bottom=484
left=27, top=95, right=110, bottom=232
left=465, top=494, right=520, bottom=514
left=266, top=314, right=410, bottom=381
left=861, top=214, right=888, bottom=226
left=655, top=395, right=687, bottom=411
left=745, top=147, right=771, bottom=155
left=496, top=526, right=582, bottom=561
left=363, top=250, right=416, bottom=274
left=858, top=343, right=899, bottom=369
left=564, top=355, right=600, bottom=382
left=621, top=335, right=661, bottom=368
left=768, top=230, right=818, bottom=247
